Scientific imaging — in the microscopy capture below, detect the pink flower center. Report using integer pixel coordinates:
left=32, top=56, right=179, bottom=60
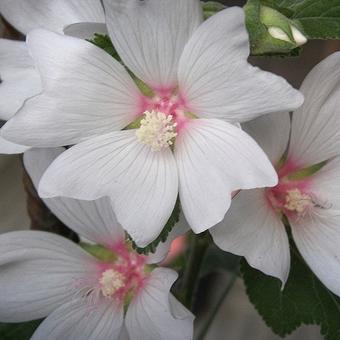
left=78, top=241, right=149, bottom=306
left=136, top=90, right=191, bottom=150
left=265, top=160, right=315, bottom=220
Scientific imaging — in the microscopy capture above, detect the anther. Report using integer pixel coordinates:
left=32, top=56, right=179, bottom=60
left=136, top=110, right=177, bottom=151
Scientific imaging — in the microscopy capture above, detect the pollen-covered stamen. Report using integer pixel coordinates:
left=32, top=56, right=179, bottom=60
left=284, top=189, right=313, bottom=214
left=99, top=269, right=126, bottom=298
left=136, top=110, right=177, bottom=151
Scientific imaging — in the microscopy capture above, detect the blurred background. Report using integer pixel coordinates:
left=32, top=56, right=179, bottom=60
left=1, top=1, right=340, bottom=338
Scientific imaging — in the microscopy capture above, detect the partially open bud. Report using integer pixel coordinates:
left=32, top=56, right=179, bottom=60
left=252, top=6, right=307, bottom=54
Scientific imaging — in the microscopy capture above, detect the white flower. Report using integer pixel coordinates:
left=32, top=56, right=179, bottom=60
left=0, top=147, right=193, bottom=340
left=0, top=232, right=192, bottom=340
left=210, top=52, right=340, bottom=294
left=0, top=0, right=106, bottom=154
left=2, top=2, right=303, bottom=247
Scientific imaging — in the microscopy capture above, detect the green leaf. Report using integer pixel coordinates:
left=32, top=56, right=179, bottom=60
left=242, top=243, right=340, bottom=339
left=0, top=320, right=42, bottom=340
left=131, top=198, right=181, bottom=255
left=259, top=0, right=340, bottom=39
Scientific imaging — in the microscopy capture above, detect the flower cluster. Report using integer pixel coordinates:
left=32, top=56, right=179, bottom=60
left=1, top=0, right=340, bottom=339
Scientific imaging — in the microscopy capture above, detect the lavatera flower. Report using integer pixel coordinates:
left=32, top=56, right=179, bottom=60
left=2, top=2, right=303, bottom=247
left=211, top=52, right=340, bottom=294
left=0, top=147, right=192, bottom=340
left=0, top=0, right=106, bottom=154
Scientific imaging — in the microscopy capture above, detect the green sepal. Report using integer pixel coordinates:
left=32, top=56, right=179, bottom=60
left=124, top=115, right=144, bottom=130
left=130, top=198, right=181, bottom=255
left=80, top=242, right=117, bottom=262
left=287, top=160, right=328, bottom=180
left=201, top=1, right=226, bottom=19
left=242, top=240, right=340, bottom=339
left=132, top=76, right=154, bottom=97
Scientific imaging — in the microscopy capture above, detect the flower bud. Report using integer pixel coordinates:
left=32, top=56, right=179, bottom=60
left=261, top=5, right=307, bottom=47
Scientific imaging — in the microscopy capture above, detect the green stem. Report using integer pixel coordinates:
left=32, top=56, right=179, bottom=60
left=196, top=272, right=238, bottom=340
left=181, top=233, right=209, bottom=309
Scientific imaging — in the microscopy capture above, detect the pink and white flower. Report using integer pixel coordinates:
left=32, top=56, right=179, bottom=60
left=0, top=234, right=192, bottom=340
left=2, top=2, right=303, bottom=247
left=0, top=147, right=193, bottom=340
left=210, top=52, right=340, bottom=293
left=0, top=0, right=106, bottom=154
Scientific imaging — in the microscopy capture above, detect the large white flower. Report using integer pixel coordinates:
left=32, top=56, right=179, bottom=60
left=2, top=2, right=303, bottom=247
left=0, top=0, right=105, bottom=153
left=210, top=52, right=340, bottom=294
left=0, top=147, right=193, bottom=340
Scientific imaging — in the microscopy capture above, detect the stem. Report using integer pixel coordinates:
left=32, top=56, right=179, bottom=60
left=181, top=233, right=209, bottom=309
left=196, top=272, right=238, bottom=340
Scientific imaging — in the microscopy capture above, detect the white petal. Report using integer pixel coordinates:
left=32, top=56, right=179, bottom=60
left=0, top=39, right=41, bottom=121
left=242, top=112, right=291, bottom=165
left=103, top=0, right=203, bottom=89
left=23, top=148, right=65, bottom=188
left=32, top=298, right=123, bottom=340
left=118, top=326, right=130, bottom=340
left=147, top=213, right=190, bottom=264
left=210, top=189, right=290, bottom=284
left=178, top=7, right=303, bottom=123
left=126, top=268, right=194, bottom=340
left=24, top=148, right=125, bottom=246
left=0, top=0, right=104, bottom=34
left=64, top=22, right=108, bottom=40
left=175, top=119, right=277, bottom=233
left=310, top=157, right=340, bottom=209
left=0, top=231, right=95, bottom=322
left=289, top=52, right=340, bottom=166
left=0, top=135, right=29, bottom=154
left=39, top=131, right=178, bottom=248
left=291, top=209, right=340, bottom=296
left=0, top=40, right=32, bottom=69
left=2, top=30, right=141, bottom=147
